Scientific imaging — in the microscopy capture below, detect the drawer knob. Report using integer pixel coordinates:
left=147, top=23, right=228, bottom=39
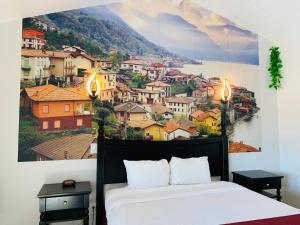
left=64, top=200, right=68, bottom=206
left=266, top=183, right=270, bottom=186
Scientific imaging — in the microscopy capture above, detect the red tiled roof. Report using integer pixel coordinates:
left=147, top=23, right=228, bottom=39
left=22, top=29, right=44, bottom=42
left=166, top=69, right=182, bottom=76
left=46, top=50, right=72, bottom=58
left=229, top=142, right=259, bottom=153
left=21, top=49, right=48, bottom=57
left=174, top=118, right=196, bottom=129
left=165, top=97, right=195, bottom=104
left=150, top=63, right=165, bottom=68
left=164, top=120, right=191, bottom=134
left=25, top=85, right=90, bottom=102
left=127, top=119, right=164, bottom=129
left=116, top=82, right=130, bottom=92
left=32, top=134, right=95, bottom=160
left=191, top=110, right=210, bottom=121
left=81, top=53, right=96, bottom=62
left=152, top=104, right=173, bottom=114
left=146, top=81, right=170, bottom=87
left=114, top=102, right=147, bottom=113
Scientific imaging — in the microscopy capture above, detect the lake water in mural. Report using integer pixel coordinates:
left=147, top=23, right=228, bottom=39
left=18, top=0, right=261, bottom=162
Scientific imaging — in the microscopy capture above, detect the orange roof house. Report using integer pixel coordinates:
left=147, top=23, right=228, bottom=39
left=21, top=84, right=93, bottom=131
left=97, top=58, right=113, bottom=70
left=165, top=97, right=196, bottom=118
left=127, top=119, right=158, bottom=129
left=114, top=82, right=131, bottom=103
left=191, top=110, right=220, bottom=135
left=145, top=81, right=171, bottom=97
left=22, top=29, right=45, bottom=49
left=173, top=118, right=198, bottom=136
left=164, top=120, right=192, bottom=141
left=191, top=110, right=210, bottom=122
left=25, top=85, right=90, bottom=102
left=127, top=119, right=165, bottom=141
left=114, top=102, right=148, bottom=122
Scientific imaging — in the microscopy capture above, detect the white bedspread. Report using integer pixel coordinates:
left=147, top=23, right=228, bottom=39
left=105, top=181, right=299, bottom=225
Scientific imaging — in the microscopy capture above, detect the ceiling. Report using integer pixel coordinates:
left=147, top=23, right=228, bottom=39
left=0, top=0, right=299, bottom=43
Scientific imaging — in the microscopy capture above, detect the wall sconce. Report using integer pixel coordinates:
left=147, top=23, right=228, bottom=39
left=220, top=79, right=231, bottom=136
left=87, top=71, right=100, bottom=100
left=221, top=79, right=232, bottom=103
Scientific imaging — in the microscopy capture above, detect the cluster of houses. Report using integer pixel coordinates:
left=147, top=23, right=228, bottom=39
left=20, top=28, right=258, bottom=161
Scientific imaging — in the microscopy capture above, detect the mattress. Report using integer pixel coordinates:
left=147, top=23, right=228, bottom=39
left=104, top=183, right=127, bottom=196
left=104, top=181, right=299, bottom=225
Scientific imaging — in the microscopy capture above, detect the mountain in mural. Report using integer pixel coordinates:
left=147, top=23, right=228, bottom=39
left=108, top=0, right=259, bottom=65
left=131, top=12, right=227, bottom=61
left=32, top=6, right=191, bottom=61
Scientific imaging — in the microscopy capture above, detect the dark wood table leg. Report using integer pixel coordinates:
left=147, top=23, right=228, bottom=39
left=39, top=212, right=48, bottom=225
left=276, top=188, right=282, bottom=201
left=39, top=222, right=48, bottom=225
left=83, top=208, right=89, bottom=225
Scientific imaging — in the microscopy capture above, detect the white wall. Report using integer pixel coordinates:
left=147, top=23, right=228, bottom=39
left=0, top=4, right=281, bottom=225
left=277, top=32, right=300, bottom=207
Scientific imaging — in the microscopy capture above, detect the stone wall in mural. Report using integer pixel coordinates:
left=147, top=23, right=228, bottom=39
left=18, top=0, right=261, bottom=162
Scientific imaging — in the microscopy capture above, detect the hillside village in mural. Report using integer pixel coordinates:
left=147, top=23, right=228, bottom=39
left=19, top=0, right=261, bottom=162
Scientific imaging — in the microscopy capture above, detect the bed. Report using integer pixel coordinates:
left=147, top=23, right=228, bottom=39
left=95, top=122, right=299, bottom=225
left=104, top=181, right=299, bottom=225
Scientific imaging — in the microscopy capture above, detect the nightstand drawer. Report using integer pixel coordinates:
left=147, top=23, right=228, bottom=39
left=253, top=178, right=281, bottom=190
left=46, top=195, right=84, bottom=211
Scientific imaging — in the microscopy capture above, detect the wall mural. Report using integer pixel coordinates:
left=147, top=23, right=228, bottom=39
left=18, top=0, right=262, bottom=162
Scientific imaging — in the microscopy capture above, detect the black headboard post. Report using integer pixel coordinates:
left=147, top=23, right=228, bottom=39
left=221, top=134, right=229, bottom=181
left=221, top=99, right=229, bottom=181
left=96, top=119, right=105, bottom=225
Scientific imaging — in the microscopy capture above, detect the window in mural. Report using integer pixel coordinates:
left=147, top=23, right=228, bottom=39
left=18, top=0, right=262, bottom=162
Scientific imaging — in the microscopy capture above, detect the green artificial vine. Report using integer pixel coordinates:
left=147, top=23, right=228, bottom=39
left=268, top=46, right=283, bottom=90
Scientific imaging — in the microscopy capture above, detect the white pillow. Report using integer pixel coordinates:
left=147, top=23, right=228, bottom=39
left=170, top=156, right=211, bottom=185
left=124, top=159, right=170, bottom=188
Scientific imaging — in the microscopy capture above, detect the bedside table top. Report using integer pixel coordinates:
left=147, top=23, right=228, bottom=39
left=38, top=181, right=91, bottom=198
left=232, top=170, right=283, bottom=179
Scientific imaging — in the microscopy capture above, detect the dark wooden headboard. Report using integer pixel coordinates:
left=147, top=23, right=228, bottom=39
left=95, top=121, right=229, bottom=225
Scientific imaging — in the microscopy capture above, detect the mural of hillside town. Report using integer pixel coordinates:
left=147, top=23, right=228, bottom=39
left=18, top=0, right=262, bottom=162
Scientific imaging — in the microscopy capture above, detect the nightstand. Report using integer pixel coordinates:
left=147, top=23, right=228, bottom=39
left=37, top=181, right=91, bottom=225
left=232, top=170, right=283, bottom=201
